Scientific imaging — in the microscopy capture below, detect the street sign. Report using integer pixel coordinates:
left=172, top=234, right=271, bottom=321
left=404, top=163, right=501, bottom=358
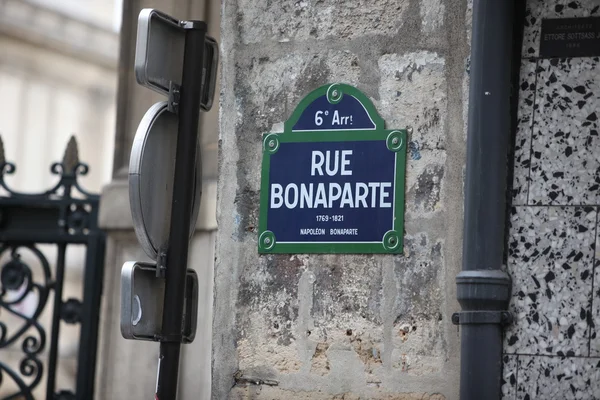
left=540, top=17, right=600, bottom=58
left=124, top=9, right=218, bottom=399
left=135, top=9, right=183, bottom=96
left=120, top=261, right=198, bottom=342
left=129, top=101, right=202, bottom=260
left=258, top=83, right=407, bottom=254
left=135, top=8, right=218, bottom=111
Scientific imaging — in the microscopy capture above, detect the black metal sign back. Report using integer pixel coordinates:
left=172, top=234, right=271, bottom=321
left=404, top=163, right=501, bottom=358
left=540, top=17, right=600, bottom=58
left=129, top=8, right=217, bottom=400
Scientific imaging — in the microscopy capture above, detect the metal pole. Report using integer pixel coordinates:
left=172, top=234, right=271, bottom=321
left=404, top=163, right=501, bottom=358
left=156, top=22, right=206, bottom=400
left=46, top=243, right=67, bottom=400
left=76, top=233, right=106, bottom=400
left=454, top=1, right=521, bottom=399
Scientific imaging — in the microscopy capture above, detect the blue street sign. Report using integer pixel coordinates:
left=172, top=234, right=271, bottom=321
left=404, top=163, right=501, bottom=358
left=258, top=83, right=407, bottom=254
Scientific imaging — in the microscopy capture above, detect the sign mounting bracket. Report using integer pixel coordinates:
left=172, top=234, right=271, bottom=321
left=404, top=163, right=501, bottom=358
left=168, top=82, right=181, bottom=114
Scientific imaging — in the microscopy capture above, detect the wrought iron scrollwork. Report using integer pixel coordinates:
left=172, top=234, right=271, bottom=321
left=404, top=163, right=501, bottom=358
left=0, top=246, right=50, bottom=399
left=60, top=299, right=82, bottom=325
left=0, top=134, right=104, bottom=399
left=0, top=136, right=97, bottom=202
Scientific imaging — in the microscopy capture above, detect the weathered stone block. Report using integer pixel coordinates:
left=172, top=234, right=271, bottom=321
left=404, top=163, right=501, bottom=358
left=420, top=0, right=445, bottom=34
left=379, top=52, right=447, bottom=151
left=404, top=150, right=446, bottom=218
left=237, top=0, right=410, bottom=44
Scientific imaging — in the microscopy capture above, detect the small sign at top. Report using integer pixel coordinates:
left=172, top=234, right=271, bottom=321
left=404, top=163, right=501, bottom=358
left=540, top=17, right=600, bottom=58
left=258, top=83, right=408, bottom=254
left=292, top=86, right=376, bottom=131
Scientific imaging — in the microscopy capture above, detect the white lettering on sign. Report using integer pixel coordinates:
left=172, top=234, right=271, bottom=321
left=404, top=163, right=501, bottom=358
left=313, top=110, right=354, bottom=126
left=340, top=183, right=354, bottom=208
left=328, top=183, right=341, bottom=208
left=545, top=32, right=598, bottom=41
left=284, top=183, right=299, bottom=208
left=300, top=184, right=313, bottom=208
left=380, top=182, right=392, bottom=207
left=325, top=151, right=339, bottom=175
left=315, top=111, right=324, bottom=126
left=341, top=150, right=352, bottom=175
left=311, top=150, right=353, bottom=176
left=330, top=228, right=358, bottom=235
left=314, top=184, right=327, bottom=208
left=545, top=33, right=566, bottom=41
left=270, top=182, right=392, bottom=209
left=271, top=183, right=283, bottom=208
left=311, top=151, right=324, bottom=176
left=270, top=149, right=393, bottom=210
left=566, top=32, right=597, bottom=40
left=356, top=182, right=368, bottom=208
left=331, top=110, right=352, bottom=126
left=300, top=228, right=325, bottom=235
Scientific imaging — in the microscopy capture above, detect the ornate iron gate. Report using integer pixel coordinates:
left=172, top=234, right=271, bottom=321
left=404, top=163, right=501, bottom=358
left=0, top=136, right=105, bottom=400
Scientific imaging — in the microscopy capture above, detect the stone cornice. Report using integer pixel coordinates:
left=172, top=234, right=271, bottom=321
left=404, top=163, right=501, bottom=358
left=0, top=0, right=118, bottom=69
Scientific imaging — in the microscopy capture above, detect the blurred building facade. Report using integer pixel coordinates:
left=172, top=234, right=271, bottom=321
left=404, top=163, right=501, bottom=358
left=0, top=0, right=119, bottom=194
left=0, top=0, right=119, bottom=397
left=0, top=0, right=219, bottom=397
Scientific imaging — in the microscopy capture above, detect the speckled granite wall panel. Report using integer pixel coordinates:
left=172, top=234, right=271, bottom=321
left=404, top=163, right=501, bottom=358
left=501, top=355, right=518, bottom=400
left=590, top=217, right=600, bottom=357
left=512, top=59, right=538, bottom=206
left=517, top=356, right=600, bottom=399
left=504, top=206, right=596, bottom=356
left=528, top=57, right=600, bottom=206
left=505, top=2, right=600, bottom=398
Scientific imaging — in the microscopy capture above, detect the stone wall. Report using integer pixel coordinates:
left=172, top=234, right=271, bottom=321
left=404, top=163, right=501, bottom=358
left=213, top=1, right=471, bottom=399
left=501, top=1, right=600, bottom=399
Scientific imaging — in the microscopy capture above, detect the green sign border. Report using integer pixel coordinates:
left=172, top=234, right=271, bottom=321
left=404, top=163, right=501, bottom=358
left=258, top=83, right=407, bottom=254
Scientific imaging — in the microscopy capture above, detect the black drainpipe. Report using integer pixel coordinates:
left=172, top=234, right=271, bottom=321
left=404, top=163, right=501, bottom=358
left=453, top=1, right=524, bottom=399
